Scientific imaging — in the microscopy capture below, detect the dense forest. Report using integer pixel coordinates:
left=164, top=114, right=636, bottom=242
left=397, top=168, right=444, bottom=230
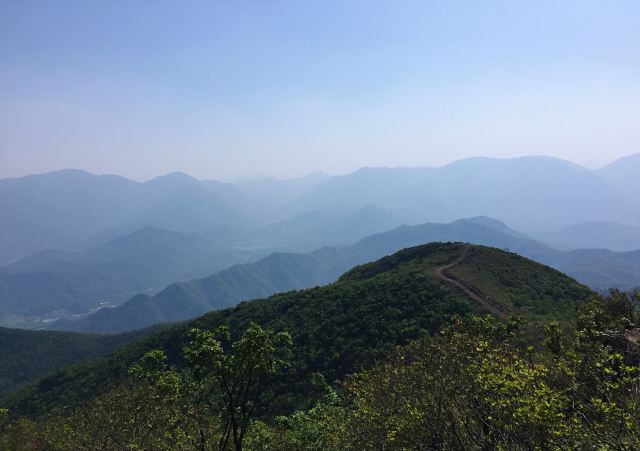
left=1, top=290, right=639, bottom=449
left=0, top=326, right=159, bottom=397
left=2, top=244, right=590, bottom=417
left=2, top=243, right=622, bottom=449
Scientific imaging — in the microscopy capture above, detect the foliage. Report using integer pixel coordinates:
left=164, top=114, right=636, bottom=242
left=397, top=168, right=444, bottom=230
left=269, top=389, right=347, bottom=451
left=2, top=291, right=639, bottom=449
left=448, top=245, right=590, bottom=320
left=274, top=291, right=640, bottom=449
left=3, top=244, right=591, bottom=420
left=180, top=324, right=292, bottom=450
left=1, top=243, right=607, bottom=450
left=16, top=323, right=292, bottom=450
left=0, top=326, right=159, bottom=398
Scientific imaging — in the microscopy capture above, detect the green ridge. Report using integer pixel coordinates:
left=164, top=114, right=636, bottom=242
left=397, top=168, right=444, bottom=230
left=3, top=243, right=592, bottom=418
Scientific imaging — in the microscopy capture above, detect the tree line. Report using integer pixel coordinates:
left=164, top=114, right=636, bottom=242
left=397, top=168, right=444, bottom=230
left=2, top=290, right=639, bottom=449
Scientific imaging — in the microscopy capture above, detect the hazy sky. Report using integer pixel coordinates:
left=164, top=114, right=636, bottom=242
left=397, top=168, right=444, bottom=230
left=1, top=1, right=639, bottom=181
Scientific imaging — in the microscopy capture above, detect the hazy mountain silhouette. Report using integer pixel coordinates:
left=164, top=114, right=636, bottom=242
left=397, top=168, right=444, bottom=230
left=233, top=171, right=332, bottom=211
left=0, top=171, right=243, bottom=265
left=281, top=157, right=639, bottom=229
left=0, top=226, right=264, bottom=327
left=3, top=156, right=639, bottom=266
left=0, top=170, right=143, bottom=265
left=0, top=170, right=332, bottom=265
left=52, top=217, right=640, bottom=334
left=598, top=153, right=640, bottom=203
left=235, top=204, right=402, bottom=253
left=530, top=221, right=640, bottom=252
left=3, top=156, right=640, bottom=329
left=0, top=205, right=402, bottom=327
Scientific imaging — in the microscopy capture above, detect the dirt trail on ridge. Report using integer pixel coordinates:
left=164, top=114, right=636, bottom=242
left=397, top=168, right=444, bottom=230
left=432, top=245, right=509, bottom=319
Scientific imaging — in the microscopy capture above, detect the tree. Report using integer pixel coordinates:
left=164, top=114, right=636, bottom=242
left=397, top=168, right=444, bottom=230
left=31, top=324, right=292, bottom=450
left=183, top=323, right=292, bottom=451
left=273, top=298, right=640, bottom=449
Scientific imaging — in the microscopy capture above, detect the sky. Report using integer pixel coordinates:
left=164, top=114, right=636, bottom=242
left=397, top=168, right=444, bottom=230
left=1, top=1, right=639, bottom=181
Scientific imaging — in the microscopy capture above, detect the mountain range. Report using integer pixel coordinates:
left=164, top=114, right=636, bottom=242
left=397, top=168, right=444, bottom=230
left=277, top=156, right=640, bottom=230
left=597, top=153, right=640, bottom=204
left=52, top=217, right=640, bottom=334
left=1, top=154, right=639, bottom=330
left=0, top=169, right=333, bottom=266
left=0, top=204, right=399, bottom=328
left=3, top=154, right=639, bottom=265
left=3, top=243, right=592, bottom=418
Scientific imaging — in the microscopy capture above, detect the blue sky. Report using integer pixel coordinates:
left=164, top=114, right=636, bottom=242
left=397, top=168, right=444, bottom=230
left=1, top=1, right=639, bottom=180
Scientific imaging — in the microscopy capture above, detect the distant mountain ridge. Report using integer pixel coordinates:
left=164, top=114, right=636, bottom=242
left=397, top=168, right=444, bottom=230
left=597, top=152, right=640, bottom=203
left=51, top=216, right=640, bottom=334
left=0, top=227, right=264, bottom=327
left=0, top=169, right=334, bottom=266
left=0, top=205, right=401, bottom=328
left=281, top=156, right=639, bottom=230
left=530, top=221, right=640, bottom=252
left=0, top=170, right=249, bottom=265
left=3, top=154, right=639, bottom=265
left=2, top=154, right=640, bottom=330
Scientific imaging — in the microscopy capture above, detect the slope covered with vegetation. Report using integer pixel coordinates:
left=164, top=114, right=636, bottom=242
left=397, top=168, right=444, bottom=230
left=1, top=205, right=398, bottom=328
left=4, top=255, right=638, bottom=449
left=0, top=327, right=155, bottom=398
left=266, top=291, right=640, bottom=449
left=56, top=217, right=618, bottom=334
left=3, top=243, right=591, bottom=420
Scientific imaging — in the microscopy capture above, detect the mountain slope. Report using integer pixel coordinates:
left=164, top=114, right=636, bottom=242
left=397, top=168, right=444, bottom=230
left=0, top=227, right=265, bottom=328
left=136, top=183, right=246, bottom=231
left=530, top=221, right=640, bottom=252
left=0, top=203, right=403, bottom=328
left=0, top=170, right=250, bottom=265
left=0, top=170, right=142, bottom=265
left=4, top=243, right=592, bottom=417
left=233, top=171, right=332, bottom=211
left=0, top=326, right=158, bottom=398
left=52, top=218, right=553, bottom=333
left=598, top=153, right=640, bottom=203
left=51, top=249, right=348, bottom=333
left=232, top=204, right=402, bottom=253
left=553, top=248, right=640, bottom=290
left=282, top=157, right=639, bottom=229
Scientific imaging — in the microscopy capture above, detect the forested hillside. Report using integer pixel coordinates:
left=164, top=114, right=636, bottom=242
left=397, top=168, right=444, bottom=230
left=0, top=327, right=157, bottom=397
left=5, top=245, right=638, bottom=449
left=3, top=243, right=591, bottom=419
left=4, top=156, right=640, bottom=330
left=55, top=217, right=638, bottom=334
left=0, top=205, right=399, bottom=328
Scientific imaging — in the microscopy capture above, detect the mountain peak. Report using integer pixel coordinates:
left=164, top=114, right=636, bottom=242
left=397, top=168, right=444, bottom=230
left=600, top=153, right=640, bottom=170
left=459, top=216, right=510, bottom=231
left=145, top=172, right=198, bottom=185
